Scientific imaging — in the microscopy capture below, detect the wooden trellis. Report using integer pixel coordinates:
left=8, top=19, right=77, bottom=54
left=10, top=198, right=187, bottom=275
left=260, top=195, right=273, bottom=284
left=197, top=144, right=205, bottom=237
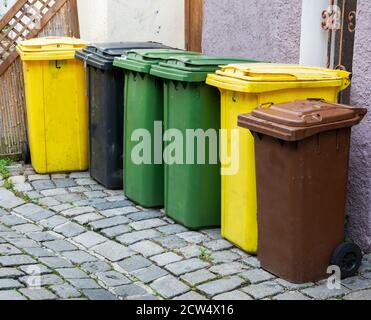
left=0, top=0, right=79, bottom=157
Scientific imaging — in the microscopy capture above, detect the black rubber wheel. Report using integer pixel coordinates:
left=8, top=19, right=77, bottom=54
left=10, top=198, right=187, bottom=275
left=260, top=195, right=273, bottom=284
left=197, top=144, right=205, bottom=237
left=331, top=242, right=362, bottom=279
left=22, top=141, right=31, bottom=165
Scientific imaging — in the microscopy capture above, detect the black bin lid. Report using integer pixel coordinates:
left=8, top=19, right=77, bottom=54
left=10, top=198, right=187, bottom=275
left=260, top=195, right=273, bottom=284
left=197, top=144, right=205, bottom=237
left=75, top=42, right=173, bottom=70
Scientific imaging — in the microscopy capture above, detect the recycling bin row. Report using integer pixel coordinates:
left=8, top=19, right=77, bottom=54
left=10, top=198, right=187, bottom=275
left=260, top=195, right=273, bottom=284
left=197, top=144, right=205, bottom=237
left=16, top=37, right=367, bottom=284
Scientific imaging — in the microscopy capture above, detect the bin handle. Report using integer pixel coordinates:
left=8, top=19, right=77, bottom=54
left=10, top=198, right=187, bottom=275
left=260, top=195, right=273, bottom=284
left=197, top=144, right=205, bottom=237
left=257, top=102, right=274, bottom=110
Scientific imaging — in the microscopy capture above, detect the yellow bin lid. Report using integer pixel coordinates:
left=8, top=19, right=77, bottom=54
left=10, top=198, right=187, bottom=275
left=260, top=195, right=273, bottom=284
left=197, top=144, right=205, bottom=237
left=206, top=63, right=351, bottom=93
left=17, top=37, right=87, bottom=61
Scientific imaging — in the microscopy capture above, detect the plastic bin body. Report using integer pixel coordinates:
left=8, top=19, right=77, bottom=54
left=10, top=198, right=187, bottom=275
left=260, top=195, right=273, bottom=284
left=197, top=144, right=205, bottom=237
left=76, top=43, right=171, bottom=190
left=150, top=56, right=258, bottom=229
left=206, top=64, right=351, bottom=253
left=113, top=49, right=196, bottom=207
left=238, top=100, right=366, bottom=283
left=17, top=37, right=88, bottom=174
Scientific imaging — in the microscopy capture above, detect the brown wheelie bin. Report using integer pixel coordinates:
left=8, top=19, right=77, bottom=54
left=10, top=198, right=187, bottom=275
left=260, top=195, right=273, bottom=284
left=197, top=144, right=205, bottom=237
left=238, top=99, right=367, bottom=284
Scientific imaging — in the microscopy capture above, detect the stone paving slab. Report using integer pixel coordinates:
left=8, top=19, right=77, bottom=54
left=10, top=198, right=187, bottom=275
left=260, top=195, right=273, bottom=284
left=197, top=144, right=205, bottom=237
left=0, top=165, right=370, bottom=300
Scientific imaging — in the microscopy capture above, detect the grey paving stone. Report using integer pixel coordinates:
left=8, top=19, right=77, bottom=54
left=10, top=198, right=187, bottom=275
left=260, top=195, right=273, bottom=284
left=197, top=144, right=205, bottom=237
left=24, top=191, right=41, bottom=200
left=273, top=291, right=311, bottom=300
left=28, top=231, right=59, bottom=242
left=20, top=274, right=64, bottom=287
left=166, top=258, right=210, bottom=276
left=73, top=199, right=106, bottom=207
left=84, top=191, right=107, bottom=199
left=176, top=245, right=203, bottom=259
left=127, top=294, right=159, bottom=301
left=157, top=224, right=188, bottom=235
left=0, top=197, right=25, bottom=209
left=56, top=268, right=89, bottom=279
left=275, top=278, right=314, bottom=290
left=301, top=283, right=350, bottom=300
left=117, top=256, right=153, bottom=273
left=127, top=211, right=161, bottom=222
left=89, top=216, right=130, bottom=231
left=0, top=290, right=27, bottom=300
left=151, top=275, right=190, bottom=299
left=359, top=259, right=371, bottom=273
left=0, top=279, right=23, bottom=290
left=11, top=238, right=39, bottom=249
left=54, top=193, right=83, bottom=203
left=50, top=284, right=81, bottom=299
left=213, top=290, right=253, bottom=300
left=344, top=289, right=371, bottom=300
left=242, top=256, right=261, bottom=268
left=69, top=172, right=91, bottom=179
left=105, top=195, right=128, bottom=202
left=173, top=291, right=208, bottom=301
left=80, top=261, right=112, bottom=274
left=27, top=209, right=55, bottom=222
left=210, top=262, right=247, bottom=276
left=151, top=252, right=183, bottom=267
left=13, top=183, right=33, bottom=192
left=132, top=265, right=168, bottom=284
left=19, top=288, right=57, bottom=300
left=13, top=204, right=44, bottom=216
left=129, top=240, right=165, bottom=257
left=12, top=223, right=43, bottom=234
left=181, top=269, right=216, bottom=286
left=54, top=222, right=86, bottom=237
left=198, top=277, right=245, bottom=297
left=204, top=239, right=234, bottom=251
left=31, top=180, right=55, bottom=191
left=130, top=219, right=167, bottom=231
left=101, top=225, right=131, bottom=238
left=68, top=186, right=89, bottom=193
left=61, top=206, right=95, bottom=217
left=0, top=188, right=14, bottom=200
left=100, top=207, right=139, bottom=217
left=50, top=204, right=74, bottom=213
left=0, top=268, right=25, bottom=278
left=8, top=176, right=25, bottom=184
left=39, top=257, right=73, bottom=269
left=73, top=213, right=104, bottom=225
left=176, top=232, right=209, bottom=244
left=94, top=200, right=132, bottom=211
left=68, top=278, right=101, bottom=289
left=28, top=174, right=50, bottom=181
left=155, top=235, right=188, bottom=250
left=114, top=284, right=149, bottom=298
left=75, top=178, right=98, bottom=186
left=40, top=188, right=68, bottom=197
left=340, top=276, right=371, bottom=291
left=62, top=250, right=97, bottom=264
left=38, top=197, right=60, bottom=207
left=117, top=230, right=161, bottom=245
left=19, top=264, right=51, bottom=275
left=0, top=255, right=36, bottom=266
left=0, top=243, right=22, bottom=255
left=0, top=215, right=28, bottom=227
left=211, top=250, right=240, bottom=263
left=73, top=231, right=107, bottom=248
left=242, top=281, right=286, bottom=299
left=51, top=174, right=68, bottom=179
left=83, top=289, right=118, bottom=300
left=39, top=216, right=69, bottom=229
left=96, top=271, right=131, bottom=287
left=23, top=247, right=55, bottom=258
left=44, top=239, right=78, bottom=252
left=54, top=179, right=77, bottom=188
left=239, top=269, right=276, bottom=284
left=92, top=241, right=134, bottom=262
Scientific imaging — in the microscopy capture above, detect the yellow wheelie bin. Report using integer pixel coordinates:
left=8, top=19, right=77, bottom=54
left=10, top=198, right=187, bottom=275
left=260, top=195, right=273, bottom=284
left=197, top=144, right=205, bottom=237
left=17, top=37, right=88, bottom=173
left=206, top=63, right=351, bottom=254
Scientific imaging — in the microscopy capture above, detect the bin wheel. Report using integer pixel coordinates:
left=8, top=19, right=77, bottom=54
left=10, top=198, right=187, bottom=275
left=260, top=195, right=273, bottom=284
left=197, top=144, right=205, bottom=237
left=331, top=242, right=362, bottom=279
left=22, top=141, right=31, bottom=165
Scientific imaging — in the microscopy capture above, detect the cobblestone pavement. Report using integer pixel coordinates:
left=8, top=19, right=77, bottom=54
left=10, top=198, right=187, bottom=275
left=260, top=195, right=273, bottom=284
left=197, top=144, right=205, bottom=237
left=0, top=164, right=370, bottom=300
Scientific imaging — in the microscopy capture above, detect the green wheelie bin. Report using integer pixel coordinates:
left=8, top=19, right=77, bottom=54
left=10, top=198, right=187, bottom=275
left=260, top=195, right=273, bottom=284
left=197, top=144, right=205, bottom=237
left=150, top=55, right=258, bottom=229
left=113, top=49, right=199, bottom=208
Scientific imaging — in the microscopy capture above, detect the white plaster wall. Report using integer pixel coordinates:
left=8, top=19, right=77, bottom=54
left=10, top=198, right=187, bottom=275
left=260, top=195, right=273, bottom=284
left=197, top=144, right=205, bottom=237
left=77, top=0, right=185, bottom=48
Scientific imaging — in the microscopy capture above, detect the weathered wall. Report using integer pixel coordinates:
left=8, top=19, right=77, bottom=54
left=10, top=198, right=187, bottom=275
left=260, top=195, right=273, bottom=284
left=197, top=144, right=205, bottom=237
left=202, top=0, right=302, bottom=63
left=348, top=0, right=371, bottom=253
left=77, top=0, right=185, bottom=49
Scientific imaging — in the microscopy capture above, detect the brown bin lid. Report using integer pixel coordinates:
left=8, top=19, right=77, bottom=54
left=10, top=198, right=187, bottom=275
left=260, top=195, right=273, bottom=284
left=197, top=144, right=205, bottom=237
left=238, top=99, right=367, bottom=141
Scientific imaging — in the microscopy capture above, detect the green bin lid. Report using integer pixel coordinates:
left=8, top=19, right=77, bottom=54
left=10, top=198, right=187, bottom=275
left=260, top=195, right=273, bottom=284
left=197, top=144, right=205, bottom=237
left=150, top=55, right=260, bottom=82
left=113, top=49, right=199, bottom=74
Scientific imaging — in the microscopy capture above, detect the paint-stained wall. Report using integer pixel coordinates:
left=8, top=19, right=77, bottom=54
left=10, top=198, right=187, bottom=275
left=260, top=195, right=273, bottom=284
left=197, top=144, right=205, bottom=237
left=77, top=0, right=185, bottom=48
left=202, top=0, right=302, bottom=63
